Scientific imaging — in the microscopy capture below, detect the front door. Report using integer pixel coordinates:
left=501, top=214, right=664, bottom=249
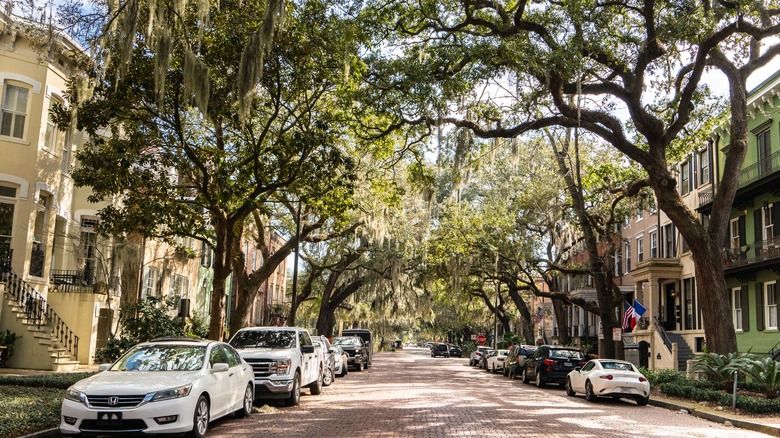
left=96, top=308, right=113, bottom=351
left=664, top=283, right=677, bottom=331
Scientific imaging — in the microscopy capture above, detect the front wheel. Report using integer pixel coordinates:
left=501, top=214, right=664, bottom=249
left=284, top=372, right=301, bottom=406
left=188, top=395, right=209, bottom=438
left=521, top=367, right=530, bottom=384
left=636, top=396, right=649, bottom=406
left=323, top=367, right=335, bottom=387
left=234, top=383, right=253, bottom=418
left=356, top=360, right=364, bottom=371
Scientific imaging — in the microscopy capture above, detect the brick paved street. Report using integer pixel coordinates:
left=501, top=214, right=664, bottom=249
left=209, top=348, right=770, bottom=438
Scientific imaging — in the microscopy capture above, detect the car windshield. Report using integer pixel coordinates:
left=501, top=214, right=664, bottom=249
left=601, top=361, right=635, bottom=371
left=332, top=337, right=360, bottom=346
left=230, top=330, right=296, bottom=349
left=549, top=349, right=583, bottom=360
left=113, top=345, right=205, bottom=371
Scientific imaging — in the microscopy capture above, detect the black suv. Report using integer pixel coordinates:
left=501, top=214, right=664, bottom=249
left=522, top=345, right=585, bottom=387
left=431, top=343, right=450, bottom=358
left=332, top=336, right=369, bottom=371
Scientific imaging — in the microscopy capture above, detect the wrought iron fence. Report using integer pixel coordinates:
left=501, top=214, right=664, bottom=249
left=0, top=246, right=10, bottom=274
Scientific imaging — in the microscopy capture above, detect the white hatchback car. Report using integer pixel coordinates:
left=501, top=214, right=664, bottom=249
left=486, top=349, right=510, bottom=373
left=565, top=359, right=650, bottom=405
left=61, top=338, right=255, bottom=437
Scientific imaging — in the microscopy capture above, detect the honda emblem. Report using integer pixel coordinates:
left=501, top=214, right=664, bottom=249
left=108, top=396, right=119, bottom=406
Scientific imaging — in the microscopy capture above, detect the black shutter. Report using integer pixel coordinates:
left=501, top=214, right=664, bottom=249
left=708, top=143, right=714, bottom=185
left=741, top=285, right=750, bottom=332
left=693, top=151, right=698, bottom=188
left=756, top=283, right=764, bottom=331
left=739, top=216, right=747, bottom=247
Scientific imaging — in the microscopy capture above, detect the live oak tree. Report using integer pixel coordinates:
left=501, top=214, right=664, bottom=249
left=362, top=0, right=780, bottom=354
left=66, top=0, right=361, bottom=340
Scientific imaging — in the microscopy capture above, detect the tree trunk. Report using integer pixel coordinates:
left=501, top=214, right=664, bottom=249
left=552, top=298, right=570, bottom=345
left=208, top=220, right=234, bottom=341
left=506, top=284, right=535, bottom=344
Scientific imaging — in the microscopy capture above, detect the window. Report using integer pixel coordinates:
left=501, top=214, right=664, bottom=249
left=170, top=274, right=189, bottom=299
left=43, top=98, right=65, bottom=153
left=663, top=223, right=674, bottom=258
left=650, top=229, right=658, bottom=258
left=637, top=206, right=643, bottom=221
left=683, top=277, right=697, bottom=330
left=730, top=217, right=741, bottom=250
left=766, top=282, right=778, bottom=330
left=757, top=128, right=772, bottom=175
left=699, top=147, right=710, bottom=185
left=143, top=267, right=159, bottom=297
left=80, top=217, right=98, bottom=284
left=0, top=199, right=14, bottom=258
left=625, top=241, right=631, bottom=272
left=30, top=194, right=48, bottom=277
left=200, top=241, right=212, bottom=268
left=636, top=235, right=644, bottom=263
left=732, top=287, right=743, bottom=331
left=1, top=83, right=29, bottom=138
left=681, top=160, right=691, bottom=195
left=764, top=203, right=774, bottom=241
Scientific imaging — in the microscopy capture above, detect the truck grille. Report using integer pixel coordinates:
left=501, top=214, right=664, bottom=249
left=243, top=358, right=275, bottom=377
left=87, top=394, right=146, bottom=408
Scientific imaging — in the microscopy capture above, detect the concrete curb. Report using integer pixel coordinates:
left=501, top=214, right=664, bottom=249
left=16, top=427, right=60, bottom=438
left=650, top=398, right=780, bottom=437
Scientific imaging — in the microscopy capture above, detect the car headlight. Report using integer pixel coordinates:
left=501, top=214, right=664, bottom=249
left=276, top=359, right=291, bottom=376
left=150, top=384, right=192, bottom=402
left=65, top=387, right=87, bottom=405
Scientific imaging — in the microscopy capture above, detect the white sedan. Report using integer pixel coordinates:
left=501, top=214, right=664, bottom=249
left=565, top=359, right=650, bottom=405
left=61, top=338, right=255, bottom=437
left=486, top=349, right=511, bottom=373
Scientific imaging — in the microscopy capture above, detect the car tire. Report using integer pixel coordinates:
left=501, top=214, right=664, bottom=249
left=309, top=367, right=324, bottom=395
left=522, top=367, right=530, bottom=384
left=637, top=396, right=649, bottom=406
left=235, top=383, right=254, bottom=418
left=492, top=364, right=497, bottom=373
left=565, top=378, right=576, bottom=397
left=585, top=380, right=598, bottom=402
left=188, top=394, right=209, bottom=438
left=323, top=367, right=334, bottom=387
left=285, top=371, right=301, bottom=406
left=341, top=357, right=349, bottom=376
left=357, top=360, right=364, bottom=371
left=535, top=370, right=545, bottom=388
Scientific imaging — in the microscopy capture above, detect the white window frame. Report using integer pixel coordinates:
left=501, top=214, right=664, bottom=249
left=1, top=82, right=30, bottom=140
left=636, top=235, right=644, bottom=263
left=625, top=240, right=631, bottom=272
left=681, top=160, right=691, bottom=195
left=766, top=282, right=778, bottom=331
left=763, top=203, right=774, bottom=242
left=170, top=274, right=189, bottom=299
left=732, top=287, right=743, bottom=332
left=649, top=229, right=658, bottom=259
left=143, top=267, right=159, bottom=298
left=730, top=217, right=740, bottom=251
left=699, top=148, right=710, bottom=185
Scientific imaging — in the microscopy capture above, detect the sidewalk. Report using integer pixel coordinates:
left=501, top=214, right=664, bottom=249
left=650, top=392, right=780, bottom=437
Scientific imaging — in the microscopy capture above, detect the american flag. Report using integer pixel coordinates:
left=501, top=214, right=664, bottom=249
left=622, top=301, right=635, bottom=330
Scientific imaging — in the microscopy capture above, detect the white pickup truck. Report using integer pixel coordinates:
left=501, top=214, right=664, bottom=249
left=229, top=326, right=324, bottom=406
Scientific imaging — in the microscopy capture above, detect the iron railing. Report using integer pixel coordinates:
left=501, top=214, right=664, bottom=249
left=698, top=150, right=780, bottom=208
left=724, top=234, right=780, bottom=269
left=50, top=269, right=95, bottom=293
left=653, top=317, right=673, bottom=353
left=0, top=247, right=10, bottom=274
left=29, top=246, right=45, bottom=277
left=3, top=271, right=79, bottom=359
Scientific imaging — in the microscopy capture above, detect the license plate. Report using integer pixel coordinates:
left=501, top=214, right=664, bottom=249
left=564, top=362, right=572, bottom=367
left=97, top=412, right=122, bottom=426
left=621, top=387, right=632, bottom=393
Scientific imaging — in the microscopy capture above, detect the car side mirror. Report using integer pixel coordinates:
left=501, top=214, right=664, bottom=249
left=212, top=363, right=229, bottom=373
left=98, top=363, right=112, bottom=372
left=301, top=345, right=315, bottom=354
left=574, top=367, right=582, bottom=372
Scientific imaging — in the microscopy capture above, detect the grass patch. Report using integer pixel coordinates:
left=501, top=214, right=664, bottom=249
left=0, top=386, right=64, bottom=438
left=0, top=373, right=97, bottom=438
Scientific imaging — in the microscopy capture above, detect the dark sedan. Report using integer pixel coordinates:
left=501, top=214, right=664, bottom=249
left=449, top=345, right=462, bottom=357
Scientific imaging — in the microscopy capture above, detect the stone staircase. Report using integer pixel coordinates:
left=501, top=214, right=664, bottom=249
left=665, top=331, right=695, bottom=371
left=1, top=271, right=80, bottom=371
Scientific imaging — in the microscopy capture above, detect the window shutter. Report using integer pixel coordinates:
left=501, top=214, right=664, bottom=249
left=773, top=203, right=780, bottom=238
left=739, top=216, right=747, bottom=247
left=741, top=285, right=750, bottom=332
left=693, top=152, right=698, bottom=188
left=755, top=209, right=763, bottom=245
left=756, top=283, right=764, bottom=331
left=708, top=144, right=714, bottom=185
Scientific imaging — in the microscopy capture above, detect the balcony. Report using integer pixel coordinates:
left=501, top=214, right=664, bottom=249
left=49, top=269, right=119, bottom=295
left=724, top=235, right=780, bottom=271
left=698, top=150, right=780, bottom=211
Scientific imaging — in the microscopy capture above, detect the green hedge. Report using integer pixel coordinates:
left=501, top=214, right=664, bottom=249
left=0, top=372, right=96, bottom=389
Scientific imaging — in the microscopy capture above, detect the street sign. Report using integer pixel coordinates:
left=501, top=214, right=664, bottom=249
left=470, top=334, right=477, bottom=340
left=613, top=328, right=622, bottom=341
left=477, top=334, right=487, bottom=344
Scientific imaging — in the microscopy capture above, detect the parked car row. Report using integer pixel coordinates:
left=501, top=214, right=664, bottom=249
left=427, top=343, right=464, bottom=358
left=61, top=328, right=374, bottom=437
left=468, top=344, right=651, bottom=406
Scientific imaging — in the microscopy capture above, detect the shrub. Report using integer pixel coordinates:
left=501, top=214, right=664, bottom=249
left=691, top=351, right=752, bottom=389
left=0, top=372, right=97, bottom=389
left=740, top=357, right=780, bottom=399
left=640, top=367, right=686, bottom=386
left=0, top=385, right=63, bottom=438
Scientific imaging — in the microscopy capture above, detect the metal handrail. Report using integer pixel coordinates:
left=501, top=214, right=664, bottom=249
left=2, top=271, right=79, bottom=360
left=653, top=317, right=673, bottom=352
